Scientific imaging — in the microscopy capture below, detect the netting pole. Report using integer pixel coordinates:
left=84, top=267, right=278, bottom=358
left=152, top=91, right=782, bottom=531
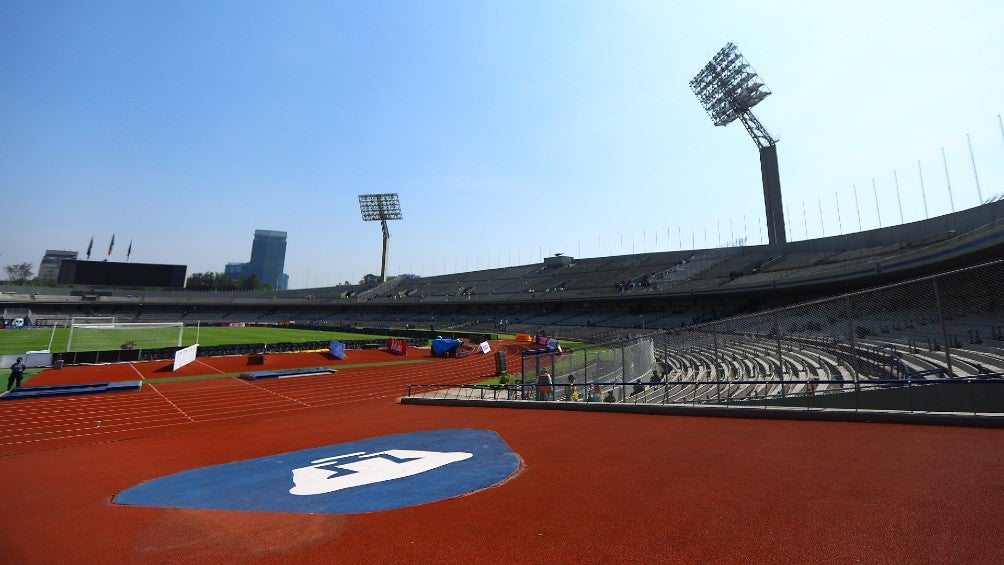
left=620, top=342, right=627, bottom=401
left=932, top=277, right=955, bottom=378
left=520, top=352, right=526, bottom=389
left=775, top=315, right=784, bottom=398
left=846, top=296, right=859, bottom=411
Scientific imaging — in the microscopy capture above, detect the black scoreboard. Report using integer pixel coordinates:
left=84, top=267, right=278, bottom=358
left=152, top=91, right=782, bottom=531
left=57, top=260, right=187, bottom=288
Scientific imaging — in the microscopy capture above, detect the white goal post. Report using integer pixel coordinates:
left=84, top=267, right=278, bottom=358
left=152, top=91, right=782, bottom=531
left=69, top=316, right=117, bottom=326
left=66, top=321, right=185, bottom=352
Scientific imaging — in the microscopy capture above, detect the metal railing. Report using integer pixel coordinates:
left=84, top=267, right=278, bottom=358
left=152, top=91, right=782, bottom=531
left=405, top=374, right=1004, bottom=415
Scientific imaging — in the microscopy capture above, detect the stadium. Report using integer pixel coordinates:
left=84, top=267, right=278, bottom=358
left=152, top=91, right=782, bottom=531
left=3, top=12, right=1004, bottom=565
left=2, top=186, right=1003, bottom=562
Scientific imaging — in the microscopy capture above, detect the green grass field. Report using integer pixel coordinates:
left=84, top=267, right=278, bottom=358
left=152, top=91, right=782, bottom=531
left=0, top=326, right=399, bottom=355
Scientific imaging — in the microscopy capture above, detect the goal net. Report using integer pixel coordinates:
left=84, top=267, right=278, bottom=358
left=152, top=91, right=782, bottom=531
left=66, top=321, right=184, bottom=352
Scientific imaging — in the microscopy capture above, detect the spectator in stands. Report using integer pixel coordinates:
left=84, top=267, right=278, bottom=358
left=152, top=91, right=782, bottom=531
left=7, top=357, right=26, bottom=391
left=603, top=389, right=616, bottom=403
left=631, top=379, right=645, bottom=396
left=650, top=369, right=663, bottom=384
left=565, top=374, right=579, bottom=401
left=536, top=371, right=553, bottom=401
left=587, top=384, right=602, bottom=403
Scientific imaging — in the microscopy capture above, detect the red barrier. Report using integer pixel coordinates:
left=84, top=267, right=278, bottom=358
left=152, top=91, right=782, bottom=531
left=387, top=338, right=408, bottom=355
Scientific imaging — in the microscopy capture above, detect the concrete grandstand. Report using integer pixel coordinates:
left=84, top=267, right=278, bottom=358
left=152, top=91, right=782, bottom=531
left=3, top=197, right=1003, bottom=421
left=4, top=198, right=1002, bottom=339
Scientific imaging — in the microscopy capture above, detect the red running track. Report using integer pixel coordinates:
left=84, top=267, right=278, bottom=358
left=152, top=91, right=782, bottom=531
left=1, top=343, right=1002, bottom=563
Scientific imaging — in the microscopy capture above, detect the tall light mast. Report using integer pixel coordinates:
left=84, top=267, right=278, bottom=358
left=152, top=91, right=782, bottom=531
left=358, top=193, right=403, bottom=282
left=691, top=43, right=786, bottom=245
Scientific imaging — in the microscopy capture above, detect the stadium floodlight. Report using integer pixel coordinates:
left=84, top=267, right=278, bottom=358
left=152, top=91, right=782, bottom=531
left=358, top=193, right=403, bottom=282
left=690, top=42, right=786, bottom=245
left=690, top=42, right=774, bottom=146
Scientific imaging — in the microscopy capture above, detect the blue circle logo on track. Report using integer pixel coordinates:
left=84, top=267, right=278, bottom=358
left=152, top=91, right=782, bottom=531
left=114, top=428, right=520, bottom=514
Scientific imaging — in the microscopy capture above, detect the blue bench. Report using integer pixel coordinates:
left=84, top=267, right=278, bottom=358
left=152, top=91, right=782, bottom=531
left=1, top=380, right=142, bottom=400
left=238, top=367, right=337, bottom=381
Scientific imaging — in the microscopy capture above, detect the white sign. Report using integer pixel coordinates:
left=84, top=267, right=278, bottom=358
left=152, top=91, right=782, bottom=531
left=289, top=449, right=472, bottom=496
left=172, top=344, right=199, bottom=371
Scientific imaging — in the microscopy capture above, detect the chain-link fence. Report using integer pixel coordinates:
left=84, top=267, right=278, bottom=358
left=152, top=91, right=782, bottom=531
left=659, top=259, right=1002, bottom=378
left=408, top=260, right=1004, bottom=414
left=514, top=337, right=656, bottom=401
left=640, top=258, right=1004, bottom=412
left=407, top=334, right=659, bottom=403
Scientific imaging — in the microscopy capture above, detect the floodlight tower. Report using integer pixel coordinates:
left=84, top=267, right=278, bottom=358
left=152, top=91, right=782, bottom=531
left=690, top=42, right=786, bottom=245
left=358, top=193, right=403, bottom=282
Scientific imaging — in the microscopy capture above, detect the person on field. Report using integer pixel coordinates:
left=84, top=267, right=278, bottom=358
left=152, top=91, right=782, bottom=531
left=7, top=357, right=26, bottom=391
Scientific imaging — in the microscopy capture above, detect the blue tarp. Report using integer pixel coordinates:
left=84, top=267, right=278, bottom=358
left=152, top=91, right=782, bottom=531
left=431, top=338, right=463, bottom=357
left=329, top=340, right=346, bottom=360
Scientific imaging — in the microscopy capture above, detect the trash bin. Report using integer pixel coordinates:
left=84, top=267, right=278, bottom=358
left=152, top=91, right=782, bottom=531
left=495, top=351, right=506, bottom=376
left=53, top=359, right=64, bottom=370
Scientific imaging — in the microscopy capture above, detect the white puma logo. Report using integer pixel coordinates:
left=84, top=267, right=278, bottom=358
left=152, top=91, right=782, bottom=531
left=289, top=449, right=473, bottom=496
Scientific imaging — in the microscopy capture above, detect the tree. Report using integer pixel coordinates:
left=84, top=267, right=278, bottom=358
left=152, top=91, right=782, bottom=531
left=186, top=271, right=270, bottom=291
left=3, top=262, right=34, bottom=283
left=241, top=273, right=260, bottom=290
left=185, top=272, right=216, bottom=290
left=359, top=273, right=382, bottom=287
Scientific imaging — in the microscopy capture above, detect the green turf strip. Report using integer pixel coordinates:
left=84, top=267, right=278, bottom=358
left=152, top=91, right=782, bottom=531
left=4, top=368, right=45, bottom=388
left=142, top=358, right=431, bottom=384
left=0, top=327, right=404, bottom=355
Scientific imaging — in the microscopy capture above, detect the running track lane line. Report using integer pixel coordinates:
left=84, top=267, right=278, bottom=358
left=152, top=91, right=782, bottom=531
left=132, top=362, right=195, bottom=422
left=195, top=359, right=227, bottom=374
left=232, top=376, right=314, bottom=408
left=146, top=384, right=195, bottom=422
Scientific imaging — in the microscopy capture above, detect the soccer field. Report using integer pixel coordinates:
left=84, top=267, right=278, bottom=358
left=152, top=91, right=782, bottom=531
left=0, top=326, right=398, bottom=355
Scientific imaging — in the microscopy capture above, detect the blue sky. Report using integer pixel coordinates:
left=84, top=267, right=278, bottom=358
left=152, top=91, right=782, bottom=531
left=2, top=1, right=1002, bottom=288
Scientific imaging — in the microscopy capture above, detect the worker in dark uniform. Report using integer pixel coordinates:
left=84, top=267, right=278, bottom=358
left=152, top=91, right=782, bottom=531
left=7, top=357, right=26, bottom=391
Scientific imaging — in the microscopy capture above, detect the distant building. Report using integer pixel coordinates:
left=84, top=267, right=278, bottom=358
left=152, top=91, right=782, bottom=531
left=226, top=230, right=289, bottom=290
left=38, top=250, right=78, bottom=282
left=224, top=262, right=249, bottom=280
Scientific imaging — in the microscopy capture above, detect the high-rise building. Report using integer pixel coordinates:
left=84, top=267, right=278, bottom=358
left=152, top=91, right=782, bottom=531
left=226, top=230, right=289, bottom=290
left=38, top=250, right=78, bottom=282
left=223, top=262, right=248, bottom=280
